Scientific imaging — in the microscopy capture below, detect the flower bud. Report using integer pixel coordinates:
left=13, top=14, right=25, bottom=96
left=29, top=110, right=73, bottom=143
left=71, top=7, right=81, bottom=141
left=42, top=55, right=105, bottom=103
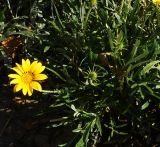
left=91, top=0, right=97, bottom=7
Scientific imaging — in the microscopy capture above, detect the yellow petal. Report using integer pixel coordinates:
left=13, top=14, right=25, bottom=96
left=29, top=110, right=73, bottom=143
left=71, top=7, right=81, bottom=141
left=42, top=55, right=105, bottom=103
left=30, top=61, right=38, bottom=72
left=11, top=67, right=23, bottom=75
left=27, top=85, right=33, bottom=96
left=13, top=84, right=22, bottom=92
left=26, top=59, right=31, bottom=67
left=22, top=85, right=28, bottom=95
left=10, top=79, right=21, bottom=84
left=30, top=62, right=42, bottom=73
left=16, top=63, right=24, bottom=73
left=8, top=74, right=21, bottom=79
left=34, top=66, right=45, bottom=74
left=34, top=74, right=48, bottom=80
left=22, top=59, right=30, bottom=72
left=153, top=0, right=160, bottom=5
left=30, top=81, right=42, bottom=91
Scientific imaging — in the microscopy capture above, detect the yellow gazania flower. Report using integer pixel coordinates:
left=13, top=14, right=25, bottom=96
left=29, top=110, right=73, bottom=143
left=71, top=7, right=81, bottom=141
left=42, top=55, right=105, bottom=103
left=153, top=0, right=160, bottom=5
left=8, top=59, right=48, bottom=96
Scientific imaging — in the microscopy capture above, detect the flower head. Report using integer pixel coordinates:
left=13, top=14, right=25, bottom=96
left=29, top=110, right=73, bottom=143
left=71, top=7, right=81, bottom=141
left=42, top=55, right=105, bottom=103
left=8, top=59, right=48, bottom=96
left=84, top=65, right=106, bottom=86
left=91, top=0, right=97, bottom=7
left=88, top=71, right=98, bottom=81
left=153, top=0, right=160, bottom=5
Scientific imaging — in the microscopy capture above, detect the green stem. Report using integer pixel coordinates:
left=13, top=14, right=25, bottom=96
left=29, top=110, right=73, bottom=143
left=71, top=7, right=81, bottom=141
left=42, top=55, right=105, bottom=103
left=52, top=0, right=64, bottom=29
left=46, top=67, right=66, bottom=82
left=83, top=7, right=93, bottom=34
left=41, top=90, right=55, bottom=93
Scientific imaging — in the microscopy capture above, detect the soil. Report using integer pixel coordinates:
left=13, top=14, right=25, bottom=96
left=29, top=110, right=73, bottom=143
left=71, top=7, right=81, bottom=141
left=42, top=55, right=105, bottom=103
left=0, top=68, right=74, bottom=147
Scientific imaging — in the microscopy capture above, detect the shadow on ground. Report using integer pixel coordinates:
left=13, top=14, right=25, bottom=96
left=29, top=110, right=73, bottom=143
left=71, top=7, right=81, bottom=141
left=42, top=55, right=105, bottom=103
left=0, top=83, right=73, bottom=147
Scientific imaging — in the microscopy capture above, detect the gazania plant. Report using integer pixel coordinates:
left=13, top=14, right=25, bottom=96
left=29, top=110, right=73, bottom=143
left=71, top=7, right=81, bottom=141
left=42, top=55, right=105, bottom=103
left=8, top=59, right=48, bottom=96
left=1, top=0, right=160, bottom=146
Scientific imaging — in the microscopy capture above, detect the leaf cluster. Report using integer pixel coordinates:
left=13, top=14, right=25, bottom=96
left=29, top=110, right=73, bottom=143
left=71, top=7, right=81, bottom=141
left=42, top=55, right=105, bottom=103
left=1, top=0, right=160, bottom=146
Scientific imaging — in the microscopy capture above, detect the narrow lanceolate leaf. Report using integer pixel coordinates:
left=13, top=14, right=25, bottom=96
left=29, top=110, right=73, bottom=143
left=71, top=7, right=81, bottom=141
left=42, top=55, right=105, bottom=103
left=130, top=39, right=140, bottom=59
left=8, top=31, right=34, bottom=38
left=96, top=116, right=102, bottom=135
left=141, top=101, right=149, bottom=110
left=44, top=46, right=50, bottom=53
left=76, top=122, right=91, bottom=147
left=141, top=61, right=160, bottom=75
left=125, top=49, right=149, bottom=66
left=49, top=21, right=61, bottom=32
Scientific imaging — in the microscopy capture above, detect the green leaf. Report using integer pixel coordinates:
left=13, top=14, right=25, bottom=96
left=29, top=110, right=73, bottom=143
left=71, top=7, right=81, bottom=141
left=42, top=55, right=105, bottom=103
left=151, top=93, right=160, bottom=99
left=71, top=104, right=77, bottom=112
left=8, top=31, right=34, bottom=38
left=89, top=50, right=98, bottom=62
left=143, top=84, right=153, bottom=94
left=125, top=49, right=149, bottom=66
left=76, top=123, right=91, bottom=147
left=49, top=21, right=62, bottom=32
left=130, top=39, right=140, bottom=59
left=96, top=116, right=102, bottom=135
left=107, top=28, right=114, bottom=50
left=156, top=85, right=160, bottom=89
left=141, top=101, right=149, bottom=110
left=138, top=87, right=145, bottom=99
left=44, top=46, right=50, bottom=53
left=141, top=60, right=160, bottom=75
left=114, top=13, right=122, bottom=25
left=58, top=143, right=67, bottom=147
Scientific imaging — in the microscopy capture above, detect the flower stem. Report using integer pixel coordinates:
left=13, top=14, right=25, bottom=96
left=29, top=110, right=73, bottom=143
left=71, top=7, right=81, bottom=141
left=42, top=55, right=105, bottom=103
left=41, top=90, right=55, bottom=93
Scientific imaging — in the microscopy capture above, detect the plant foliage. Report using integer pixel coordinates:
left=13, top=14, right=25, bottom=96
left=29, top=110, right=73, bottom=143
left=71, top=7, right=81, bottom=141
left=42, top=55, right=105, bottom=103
left=1, top=0, right=160, bottom=146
